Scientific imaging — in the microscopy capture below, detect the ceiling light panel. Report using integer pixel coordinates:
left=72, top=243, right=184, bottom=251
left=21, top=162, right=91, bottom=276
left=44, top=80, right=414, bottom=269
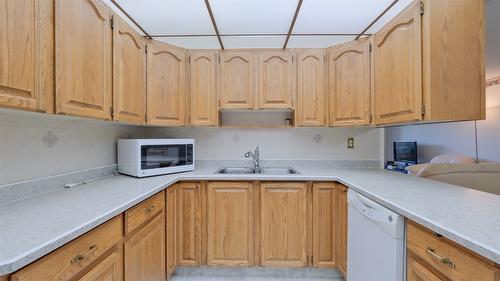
left=287, top=35, right=355, bottom=49
left=114, top=0, right=214, bottom=35
left=210, top=0, right=298, bottom=34
left=293, top=0, right=395, bottom=34
left=222, top=36, right=287, bottom=49
left=155, top=37, right=221, bottom=49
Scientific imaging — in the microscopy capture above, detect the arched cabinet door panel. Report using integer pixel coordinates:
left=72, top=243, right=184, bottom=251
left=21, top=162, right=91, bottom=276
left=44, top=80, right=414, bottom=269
left=296, top=49, right=326, bottom=127
left=55, top=0, right=112, bottom=120
left=146, top=41, right=186, bottom=126
left=328, top=39, right=371, bottom=127
left=219, top=52, right=256, bottom=109
left=258, top=51, right=294, bottom=109
left=0, top=0, right=54, bottom=113
left=372, top=1, right=422, bottom=125
left=112, top=15, right=146, bottom=125
left=189, top=51, right=218, bottom=126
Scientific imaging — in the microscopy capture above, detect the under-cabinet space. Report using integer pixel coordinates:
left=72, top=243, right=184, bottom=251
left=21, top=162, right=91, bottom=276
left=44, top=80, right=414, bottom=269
left=112, top=15, right=146, bottom=125
left=0, top=0, right=54, bottom=113
left=146, top=41, right=187, bottom=126
left=55, top=0, right=112, bottom=120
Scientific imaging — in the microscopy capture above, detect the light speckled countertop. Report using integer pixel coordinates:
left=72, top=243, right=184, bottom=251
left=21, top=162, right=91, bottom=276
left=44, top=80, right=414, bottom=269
left=1, top=166, right=499, bottom=275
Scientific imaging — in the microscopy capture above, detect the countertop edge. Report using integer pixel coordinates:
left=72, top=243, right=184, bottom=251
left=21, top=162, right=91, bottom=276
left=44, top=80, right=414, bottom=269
left=1, top=172, right=498, bottom=275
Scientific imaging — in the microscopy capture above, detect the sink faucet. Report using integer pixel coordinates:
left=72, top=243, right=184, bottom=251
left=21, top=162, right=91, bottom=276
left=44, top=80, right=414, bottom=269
left=244, top=146, right=260, bottom=172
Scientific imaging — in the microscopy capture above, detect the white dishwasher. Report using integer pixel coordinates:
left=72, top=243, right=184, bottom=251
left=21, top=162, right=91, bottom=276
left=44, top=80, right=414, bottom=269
left=347, top=189, right=405, bottom=281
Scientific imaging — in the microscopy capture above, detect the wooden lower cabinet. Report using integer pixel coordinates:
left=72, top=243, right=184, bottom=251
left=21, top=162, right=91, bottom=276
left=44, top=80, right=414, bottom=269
left=165, top=185, right=178, bottom=279
left=207, top=182, right=254, bottom=266
left=177, top=183, right=202, bottom=266
left=77, top=248, right=123, bottom=281
left=336, top=183, right=348, bottom=279
left=312, top=183, right=337, bottom=268
left=407, top=254, right=446, bottom=281
left=124, top=212, right=165, bottom=281
left=260, top=182, right=308, bottom=267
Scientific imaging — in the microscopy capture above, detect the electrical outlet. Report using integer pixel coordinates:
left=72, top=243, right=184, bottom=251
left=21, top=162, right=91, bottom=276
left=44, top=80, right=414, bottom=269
left=347, top=137, right=354, bottom=149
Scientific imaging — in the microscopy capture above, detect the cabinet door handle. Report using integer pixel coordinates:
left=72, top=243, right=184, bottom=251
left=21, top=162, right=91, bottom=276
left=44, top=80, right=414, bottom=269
left=70, top=244, right=97, bottom=265
left=145, top=205, right=156, bottom=215
left=426, top=247, right=456, bottom=268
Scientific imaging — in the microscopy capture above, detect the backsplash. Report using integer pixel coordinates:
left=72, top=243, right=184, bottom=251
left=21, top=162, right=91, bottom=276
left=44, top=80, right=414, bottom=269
left=0, top=109, right=145, bottom=185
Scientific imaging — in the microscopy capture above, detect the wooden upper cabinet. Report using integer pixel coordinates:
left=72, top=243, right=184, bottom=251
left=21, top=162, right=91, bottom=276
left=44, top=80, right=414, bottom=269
left=373, top=1, right=422, bottom=125
left=260, top=182, right=307, bottom=267
left=0, top=0, right=54, bottom=113
left=312, top=183, right=337, bottom=268
left=258, top=51, right=294, bottom=109
left=147, top=41, right=186, bottom=126
left=328, top=39, right=371, bottom=127
left=296, top=49, right=326, bottom=127
left=55, top=0, right=112, bottom=120
left=219, top=52, right=255, bottom=109
left=207, top=182, right=254, bottom=266
left=112, top=15, right=146, bottom=125
left=188, top=51, right=218, bottom=126
left=177, top=182, right=201, bottom=266
left=124, top=212, right=166, bottom=281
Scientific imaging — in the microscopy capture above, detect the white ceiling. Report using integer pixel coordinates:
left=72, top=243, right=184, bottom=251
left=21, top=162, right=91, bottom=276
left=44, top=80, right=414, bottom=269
left=108, top=0, right=415, bottom=49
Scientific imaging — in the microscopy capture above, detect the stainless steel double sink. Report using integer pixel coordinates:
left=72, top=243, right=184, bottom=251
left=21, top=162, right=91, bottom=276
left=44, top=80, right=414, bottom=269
left=215, top=167, right=300, bottom=175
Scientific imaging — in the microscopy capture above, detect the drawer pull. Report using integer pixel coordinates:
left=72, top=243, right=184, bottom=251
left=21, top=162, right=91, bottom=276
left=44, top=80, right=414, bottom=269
left=70, top=244, right=97, bottom=265
left=145, top=205, right=156, bottom=214
left=426, top=247, right=456, bottom=268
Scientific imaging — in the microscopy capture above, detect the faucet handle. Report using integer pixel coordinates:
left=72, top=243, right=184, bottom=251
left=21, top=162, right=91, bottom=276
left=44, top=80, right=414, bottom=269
left=244, top=151, right=252, bottom=158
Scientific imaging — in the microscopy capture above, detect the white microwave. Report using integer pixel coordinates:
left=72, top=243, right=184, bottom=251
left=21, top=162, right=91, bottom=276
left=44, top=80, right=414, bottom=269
left=118, top=139, right=194, bottom=177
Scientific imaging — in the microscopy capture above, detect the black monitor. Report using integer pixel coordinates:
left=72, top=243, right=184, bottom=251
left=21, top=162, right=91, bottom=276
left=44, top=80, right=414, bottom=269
left=393, top=142, right=417, bottom=164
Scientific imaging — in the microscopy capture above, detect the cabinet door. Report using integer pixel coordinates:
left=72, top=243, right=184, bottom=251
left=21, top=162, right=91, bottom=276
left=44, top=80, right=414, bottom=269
left=112, top=15, right=146, bottom=125
left=296, top=49, right=326, bottom=126
left=336, top=184, right=348, bottom=279
left=77, top=248, right=123, bottom=281
left=258, top=51, right=294, bottom=109
left=165, top=186, right=178, bottom=279
left=407, top=255, right=445, bottom=281
left=147, top=41, right=186, bottom=126
left=219, top=52, right=255, bottom=109
left=207, top=182, right=254, bottom=266
left=124, top=212, right=165, bottom=281
left=328, top=39, right=371, bottom=126
left=312, top=183, right=337, bottom=268
left=178, top=183, right=201, bottom=266
left=0, top=0, right=54, bottom=113
left=260, top=182, right=307, bottom=267
left=188, top=51, right=218, bottom=126
left=373, top=1, right=422, bottom=125
left=55, top=0, right=112, bottom=120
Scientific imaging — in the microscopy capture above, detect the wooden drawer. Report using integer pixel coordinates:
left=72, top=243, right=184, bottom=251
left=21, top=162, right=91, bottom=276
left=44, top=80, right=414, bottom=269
left=124, top=191, right=164, bottom=235
left=407, top=221, right=500, bottom=281
left=11, top=215, right=122, bottom=281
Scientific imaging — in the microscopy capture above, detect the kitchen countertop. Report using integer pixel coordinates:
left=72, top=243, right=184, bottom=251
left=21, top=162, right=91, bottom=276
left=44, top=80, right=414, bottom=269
left=1, top=166, right=499, bottom=275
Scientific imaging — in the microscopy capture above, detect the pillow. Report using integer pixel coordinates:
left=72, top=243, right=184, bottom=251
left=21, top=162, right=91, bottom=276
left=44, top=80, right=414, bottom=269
left=406, top=163, right=431, bottom=175
left=430, top=154, right=476, bottom=164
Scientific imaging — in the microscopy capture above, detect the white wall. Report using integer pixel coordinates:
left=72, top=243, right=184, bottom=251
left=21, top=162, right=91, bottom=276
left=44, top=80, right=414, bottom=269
left=146, top=127, right=382, bottom=161
left=0, top=109, right=144, bottom=185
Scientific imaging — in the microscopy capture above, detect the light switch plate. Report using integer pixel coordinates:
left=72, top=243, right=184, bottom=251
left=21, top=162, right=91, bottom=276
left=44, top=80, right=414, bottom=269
left=347, top=137, right=354, bottom=149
